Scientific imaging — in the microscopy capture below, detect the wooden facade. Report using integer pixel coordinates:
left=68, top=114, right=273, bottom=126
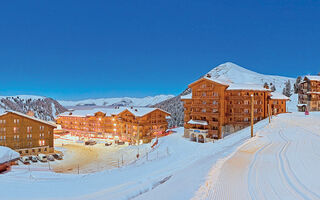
left=56, top=108, right=170, bottom=144
left=298, top=76, right=320, bottom=111
left=0, top=111, right=56, bottom=155
left=181, top=76, right=288, bottom=142
left=116, top=108, right=170, bottom=143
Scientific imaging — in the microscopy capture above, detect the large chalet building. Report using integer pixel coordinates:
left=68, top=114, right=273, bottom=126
left=0, top=110, right=56, bottom=155
left=181, top=75, right=289, bottom=142
left=297, top=75, right=320, bottom=112
left=56, top=107, right=170, bottom=144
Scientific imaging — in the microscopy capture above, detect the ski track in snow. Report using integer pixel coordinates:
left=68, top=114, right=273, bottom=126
left=194, top=113, right=320, bottom=200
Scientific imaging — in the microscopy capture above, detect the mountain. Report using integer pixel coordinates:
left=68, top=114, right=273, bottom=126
left=0, top=95, right=67, bottom=121
left=59, top=95, right=175, bottom=108
left=153, top=62, right=297, bottom=127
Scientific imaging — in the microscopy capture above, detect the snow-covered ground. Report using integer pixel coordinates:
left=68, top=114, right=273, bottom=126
left=193, top=112, right=320, bottom=200
left=1, top=112, right=319, bottom=200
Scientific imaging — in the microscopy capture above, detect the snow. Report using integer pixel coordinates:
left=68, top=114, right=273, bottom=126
left=187, top=119, right=208, bottom=126
left=58, top=95, right=175, bottom=107
left=206, top=62, right=295, bottom=92
left=59, top=107, right=127, bottom=117
left=226, top=83, right=270, bottom=91
left=193, top=112, right=320, bottom=200
left=1, top=112, right=319, bottom=200
left=0, top=118, right=270, bottom=200
left=0, top=146, right=20, bottom=164
left=270, top=92, right=290, bottom=100
left=3, top=110, right=56, bottom=127
left=180, top=93, right=192, bottom=100
left=305, top=75, right=320, bottom=81
left=59, top=107, right=170, bottom=118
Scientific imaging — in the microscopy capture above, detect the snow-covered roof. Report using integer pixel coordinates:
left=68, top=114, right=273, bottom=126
left=270, top=92, right=290, bottom=100
left=59, top=107, right=127, bottom=118
left=307, top=92, right=320, bottom=94
left=202, top=76, right=231, bottom=86
left=60, top=107, right=170, bottom=118
left=124, top=107, right=171, bottom=117
left=226, top=83, right=270, bottom=91
left=305, top=76, right=320, bottom=82
left=0, top=146, right=20, bottom=164
left=187, top=119, right=208, bottom=126
left=181, top=93, right=192, bottom=100
left=3, top=110, right=56, bottom=127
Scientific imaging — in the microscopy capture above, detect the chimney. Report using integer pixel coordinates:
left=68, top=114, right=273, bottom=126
left=206, top=74, right=211, bottom=78
left=26, top=111, right=35, bottom=117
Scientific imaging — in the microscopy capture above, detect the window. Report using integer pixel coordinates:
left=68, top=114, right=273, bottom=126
left=27, top=126, right=32, bottom=133
left=202, top=92, right=206, bottom=97
left=14, top=119, right=20, bottom=124
left=40, top=126, right=45, bottom=131
left=202, top=109, right=206, bottom=113
left=39, top=140, right=45, bottom=146
left=213, top=101, right=218, bottom=105
left=13, top=127, right=19, bottom=133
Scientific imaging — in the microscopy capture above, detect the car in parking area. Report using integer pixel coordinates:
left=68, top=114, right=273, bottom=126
left=20, top=156, right=30, bottom=165
left=29, top=155, right=38, bottom=163
left=53, top=153, right=63, bottom=160
left=105, top=142, right=112, bottom=146
left=47, top=155, right=55, bottom=161
left=85, top=140, right=97, bottom=145
left=37, top=154, right=47, bottom=162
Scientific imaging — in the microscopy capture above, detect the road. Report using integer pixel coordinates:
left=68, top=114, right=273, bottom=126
left=193, top=112, right=320, bottom=200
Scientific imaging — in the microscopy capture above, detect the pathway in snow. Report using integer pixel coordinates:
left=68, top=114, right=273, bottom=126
left=193, top=112, right=320, bottom=200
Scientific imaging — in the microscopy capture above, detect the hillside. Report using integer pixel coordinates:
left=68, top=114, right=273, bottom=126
left=59, top=95, right=174, bottom=108
left=153, top=62, right=297, bottom=127
left=0, top=95, right=67, bottom=121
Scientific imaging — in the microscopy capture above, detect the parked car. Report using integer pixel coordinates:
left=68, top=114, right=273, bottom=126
left=105, top=142, right=112, bottom=146
left=20, top=156, right=30, bottom=165
left=116, top=141, right=125, bottom=145
left=85, top=140, right=97, bottom=145
left=47, top=155, right=55, bottom=161
left=29, top=155, right=38, bottom=163
left=37, top=154, right=47, bottom=162
left=53, top=153, right=63, bottom=160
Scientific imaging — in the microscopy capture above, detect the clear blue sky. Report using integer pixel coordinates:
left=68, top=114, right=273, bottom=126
left=0, top=0, right=319, bottom=100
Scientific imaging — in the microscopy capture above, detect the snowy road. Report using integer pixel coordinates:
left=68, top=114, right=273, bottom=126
left=194, top=112, right=320, bottom=200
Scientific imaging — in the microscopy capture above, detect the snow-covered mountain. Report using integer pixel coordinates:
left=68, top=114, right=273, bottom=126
left=0, top=95, right=67, bottom=121
left=206, top=62, right=295, bottom=91
left=59, top=95, right=175, bottom=108
left=154, top=62, right=297, bottom=127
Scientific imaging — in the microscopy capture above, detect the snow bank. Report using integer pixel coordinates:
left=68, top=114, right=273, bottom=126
left=0, top=146, right=19, bottom=164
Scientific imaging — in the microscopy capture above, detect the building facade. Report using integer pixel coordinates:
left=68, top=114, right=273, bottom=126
left=0, top=111, right=56, bottom=155
left=297, top=76, right=320, bottom=112
left=181, top=75, right=288, bottom=142
left=56, top=107, right=171, bottom=143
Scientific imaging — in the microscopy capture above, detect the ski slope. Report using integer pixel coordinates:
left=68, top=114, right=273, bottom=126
left=193, top=112, right=320, bottom=200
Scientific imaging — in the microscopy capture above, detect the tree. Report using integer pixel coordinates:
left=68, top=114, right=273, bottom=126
left=283, top=80, right=292, bottom=97
left=271, top=85, right=276, bottom=92
left=294, top=76, right=302, bottom=94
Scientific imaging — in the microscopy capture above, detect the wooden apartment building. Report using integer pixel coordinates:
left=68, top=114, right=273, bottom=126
left=56, top=107, right=171, bottom=143
left=181, top=75, right=288, bottom=142
left=0, top=111, right=56, bottom=155
left=297, top=75, right=320, bottom=112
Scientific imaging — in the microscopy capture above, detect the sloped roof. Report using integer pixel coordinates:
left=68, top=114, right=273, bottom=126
left=226, top=83, right=270, bottom=91
left=270, top=92, right=290, bottom=100
left=187, top=119, right=208, bottom=126
left=3, top=110, right=56, bottom=127
left=59, top=107, right=127, bottom=118
left=121, top=107, right=171, bottom=117
left=0, top=146, right=20, bottom=164
left=180, top=93, right=192, bottom=100
left=305, top=76, right=320, bottom=81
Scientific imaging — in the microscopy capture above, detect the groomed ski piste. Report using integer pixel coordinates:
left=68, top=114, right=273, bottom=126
left=1, top=112, right=320, bottom=200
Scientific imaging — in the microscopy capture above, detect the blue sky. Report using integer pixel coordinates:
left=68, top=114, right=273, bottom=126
left=0, top=0, right=319, bottom=100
